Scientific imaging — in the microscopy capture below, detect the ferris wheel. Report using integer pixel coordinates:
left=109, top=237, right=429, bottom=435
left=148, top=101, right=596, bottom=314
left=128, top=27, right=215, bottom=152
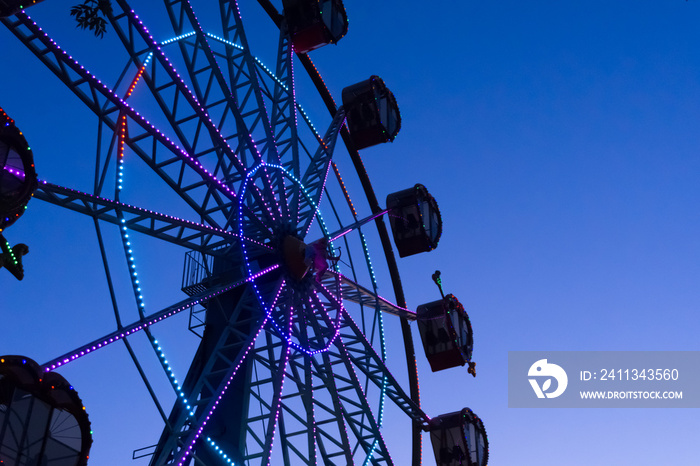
left=0, top=1, right=488, bottom=465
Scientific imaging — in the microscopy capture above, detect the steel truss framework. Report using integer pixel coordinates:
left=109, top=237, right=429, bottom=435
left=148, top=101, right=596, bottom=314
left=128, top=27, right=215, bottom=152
left=1, top=1, right=427, bottom=465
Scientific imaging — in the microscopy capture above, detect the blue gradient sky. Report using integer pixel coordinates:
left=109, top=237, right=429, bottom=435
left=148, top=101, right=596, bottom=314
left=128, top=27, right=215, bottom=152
left=2, top=1, right=700, bottom=465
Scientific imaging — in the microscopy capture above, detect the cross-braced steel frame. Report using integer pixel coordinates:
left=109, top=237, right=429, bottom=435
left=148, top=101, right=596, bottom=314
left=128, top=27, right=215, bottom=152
left=1, top=1, right=427, bottom=464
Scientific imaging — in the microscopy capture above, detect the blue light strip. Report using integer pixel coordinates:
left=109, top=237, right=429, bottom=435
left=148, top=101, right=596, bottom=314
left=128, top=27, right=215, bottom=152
left=206, top=437, right=236, bottom=465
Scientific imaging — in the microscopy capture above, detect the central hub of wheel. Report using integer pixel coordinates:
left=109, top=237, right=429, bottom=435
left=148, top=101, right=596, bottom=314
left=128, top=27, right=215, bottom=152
left=282, top=235, right=310, bottom=281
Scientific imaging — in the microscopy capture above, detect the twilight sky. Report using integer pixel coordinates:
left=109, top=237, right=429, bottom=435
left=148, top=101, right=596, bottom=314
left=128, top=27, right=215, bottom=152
left=2, top=1, right=700, bottom=465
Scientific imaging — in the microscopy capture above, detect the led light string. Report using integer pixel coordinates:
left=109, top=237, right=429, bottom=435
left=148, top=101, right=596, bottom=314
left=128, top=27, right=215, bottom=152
left=204, top=31, right=324, bottom=142
left=36, top=180, right=261, bottom=248
left=112, top=46, right=235, bottom=445
left=42, top=265, right=279, bottom=372
left=331, top=161, right=357, bottom=218
left=2, top=166, right=27, bottom=180
left=1, top=237, right=19, bottom=267
left=114, top=61, right=217, bottom=439
left=262, top=300, right=294, bottom=466
left=359, top=228, right=388, bottom=466
left=176, top=312, right=272, bottom=466
left=114, top=103, right=203, bottom=412
left=326, top=163, right=389, bottom=464
left=19, top=12, right=241, bottom=207
left=239, top=162, right=347, bottom=357
left=206, top=437, right=236, bottom=465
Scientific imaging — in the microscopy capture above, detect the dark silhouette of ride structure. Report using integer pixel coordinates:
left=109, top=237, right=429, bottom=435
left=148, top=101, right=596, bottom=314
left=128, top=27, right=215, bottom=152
left=0, top=0, right=490, bottom=464
left=0, top=107, right=36, bottom=280
left=0, top=355, right=93, bottom=465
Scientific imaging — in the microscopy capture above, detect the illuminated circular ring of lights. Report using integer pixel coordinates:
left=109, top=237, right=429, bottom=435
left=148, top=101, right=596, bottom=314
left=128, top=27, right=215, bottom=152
left=238, top=161, right=348, bottom=355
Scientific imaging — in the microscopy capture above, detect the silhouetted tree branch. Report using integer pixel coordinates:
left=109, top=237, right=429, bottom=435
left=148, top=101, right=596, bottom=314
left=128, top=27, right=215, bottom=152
left=70, top=0, right=112, bottom=38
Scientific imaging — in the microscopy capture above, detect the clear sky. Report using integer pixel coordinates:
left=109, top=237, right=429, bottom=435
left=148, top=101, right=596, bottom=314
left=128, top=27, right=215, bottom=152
left=2, top=1, right=700, bottom=465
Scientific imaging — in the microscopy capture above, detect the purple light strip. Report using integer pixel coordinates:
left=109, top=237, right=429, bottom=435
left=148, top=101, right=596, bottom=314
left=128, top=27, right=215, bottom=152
left=262, top=313, right=293, bottom=466
left=38, top=180, right=270, bottom=250
left=2, top=166, right=26, bottom=180
left=173, top=273, right=287, bottom=466
left=41, top=264, right=279, bottom=372
left=306, top=354, right=318, bottom=466
left=175, top=312, right=273, bottom=466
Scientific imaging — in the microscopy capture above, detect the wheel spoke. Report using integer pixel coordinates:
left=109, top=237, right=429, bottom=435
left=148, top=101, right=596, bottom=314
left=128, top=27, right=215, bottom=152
left=322, top=271, right=417, bottom=321
left=295, top=108, right=346, bottom=237
left=267, top=25, right=298, bottom=217
left=109, top=2, right=248, bottom=187
left=340, top=309, right=430, bottom=428
left=42, top=265, right=279, bottom=373
left=35, top=181, right=239, bottom=253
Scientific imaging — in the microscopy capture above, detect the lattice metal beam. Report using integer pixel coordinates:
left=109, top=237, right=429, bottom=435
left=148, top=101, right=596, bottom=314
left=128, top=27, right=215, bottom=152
left=35, top=181, right=237, bottom=254
left=1, top=13, right=236, bottom=231
left=295, top=108, right=346, bottom=237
